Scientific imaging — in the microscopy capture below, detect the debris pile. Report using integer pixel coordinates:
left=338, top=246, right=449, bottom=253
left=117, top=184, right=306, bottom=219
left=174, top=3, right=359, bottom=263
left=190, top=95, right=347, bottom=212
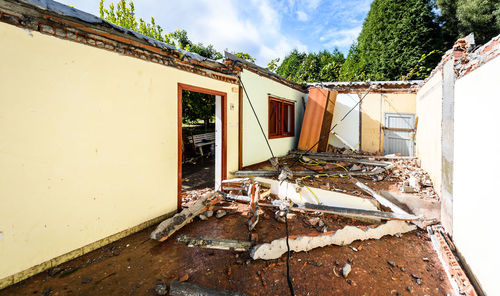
left=390, top=159, right=437, bottom=198
left=180, top=188, right=215, bottom=207
left=146, top=149, right=457, bottom=295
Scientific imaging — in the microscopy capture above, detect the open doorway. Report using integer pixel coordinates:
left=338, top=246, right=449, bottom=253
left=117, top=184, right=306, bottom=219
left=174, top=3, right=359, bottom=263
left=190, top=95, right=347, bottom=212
left=177, top=84, right=227, bottom=210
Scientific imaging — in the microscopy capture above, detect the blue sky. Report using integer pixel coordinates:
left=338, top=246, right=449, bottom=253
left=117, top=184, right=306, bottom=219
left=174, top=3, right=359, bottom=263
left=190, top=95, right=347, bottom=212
left=57, top=0, right=373, bottom=66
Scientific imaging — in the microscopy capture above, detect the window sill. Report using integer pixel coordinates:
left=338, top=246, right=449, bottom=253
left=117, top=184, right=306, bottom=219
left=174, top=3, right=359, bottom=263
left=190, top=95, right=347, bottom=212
left=269, top=134, right=294, bottom=139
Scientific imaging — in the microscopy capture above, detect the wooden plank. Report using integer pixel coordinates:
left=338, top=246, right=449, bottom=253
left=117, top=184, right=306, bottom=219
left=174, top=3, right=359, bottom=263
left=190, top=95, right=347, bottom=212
left=318, top=90, right=337, bottom=151
left=382, top=127, right=415, bottom=132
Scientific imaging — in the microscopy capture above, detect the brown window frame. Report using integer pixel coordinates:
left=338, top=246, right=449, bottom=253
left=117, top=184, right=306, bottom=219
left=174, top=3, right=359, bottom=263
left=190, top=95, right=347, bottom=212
left=268, top=96, right=295, bottom=139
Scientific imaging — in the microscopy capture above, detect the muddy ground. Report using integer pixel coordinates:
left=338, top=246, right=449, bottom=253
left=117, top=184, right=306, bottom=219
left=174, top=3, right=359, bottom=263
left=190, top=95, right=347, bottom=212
left=182, top=156, right=215, bottom=191
left=1, top=203, right=452, bottom=296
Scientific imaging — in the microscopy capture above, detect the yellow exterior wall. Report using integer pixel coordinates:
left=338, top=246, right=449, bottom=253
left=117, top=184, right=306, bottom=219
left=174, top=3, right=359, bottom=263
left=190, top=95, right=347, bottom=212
left=0, top=22, right=238, bottom=282
left=415, top=71, right=443, bottom=194
left=361, top=93, right=416, bottom=153
left=240, top=69, right=306, bottom=167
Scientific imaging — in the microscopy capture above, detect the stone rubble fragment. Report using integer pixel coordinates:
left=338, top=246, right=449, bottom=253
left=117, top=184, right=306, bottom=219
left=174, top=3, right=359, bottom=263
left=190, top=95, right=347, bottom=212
left=216, top=210, right=227, bottom=218
left=342, top=264, right=351, bottom=278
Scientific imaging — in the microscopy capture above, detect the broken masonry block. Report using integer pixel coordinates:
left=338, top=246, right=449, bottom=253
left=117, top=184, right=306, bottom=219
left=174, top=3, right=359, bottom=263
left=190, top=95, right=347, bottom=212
left=150, top=192, right=219, bottom=241
left=177, top=235, right=252, bottom=252
left=250, top=220, right=416, bottom=260
left=342, top=264, right=351, bottom=278
left=169, top=280, right=250, bottom=296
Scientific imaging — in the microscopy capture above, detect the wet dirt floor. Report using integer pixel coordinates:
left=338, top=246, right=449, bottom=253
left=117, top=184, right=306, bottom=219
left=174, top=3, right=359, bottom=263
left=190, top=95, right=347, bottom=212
left=1, top=204, right=452, bottom=296
left=182, top=156, right=215, bottom=191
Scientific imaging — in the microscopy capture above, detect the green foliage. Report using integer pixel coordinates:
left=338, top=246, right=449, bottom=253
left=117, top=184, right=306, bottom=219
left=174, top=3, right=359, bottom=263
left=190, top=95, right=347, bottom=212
left=276, top=49, right=345, bottom=83
left=266, top=57, right=280, bottom=72
left=435, top=0, right=459, bottom=48
left=182, top=91, right=215, bottom=125
left=338, top=43, right=366, bottom=81
left=437, top=0, right=500, bottom=46
left=347, top=0, right=441, bottom=81
left=99, top=0, right=173, bottom=45
left=233, top=52, right=256, bottom=63
left=456, top=0, right=500, bottom=45
left=99, top=0, right=223, bottom=60
left=189, top=43, right=223, bottom=60
left=401, top=49, right=439, bottom=80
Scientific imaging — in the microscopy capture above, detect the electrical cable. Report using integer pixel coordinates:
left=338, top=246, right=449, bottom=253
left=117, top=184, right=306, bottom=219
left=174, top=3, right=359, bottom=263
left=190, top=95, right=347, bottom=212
left=285, top=210, right=295, bottom=296
left=235, top=70, right=294, bottom=295
left=238, top=77, right=277, bottom=162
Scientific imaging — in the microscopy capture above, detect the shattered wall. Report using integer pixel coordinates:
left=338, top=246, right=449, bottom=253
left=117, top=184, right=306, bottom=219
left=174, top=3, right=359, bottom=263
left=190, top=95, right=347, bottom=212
left=328, top=93, right=360, bottom=150
left=0, top=21, right=239, bottom=284
left=453, top=53, right=500, bottom=296
left=240, top=69, right=306, bottom=167
left=360, top=93, right=416, bottom=154
left=415, top=70, right=443, bottom=197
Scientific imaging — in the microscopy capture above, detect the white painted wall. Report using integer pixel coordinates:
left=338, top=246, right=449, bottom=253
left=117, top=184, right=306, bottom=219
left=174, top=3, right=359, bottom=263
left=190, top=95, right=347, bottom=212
left=415, top=71, right=443, bottom=195
left=215, top=95, right=222, bottom=189
left=328, top=93, right=360, bottom=150
left=453, top=55, right=500, bottom=295
left=241, top=69, right=306, bottom=167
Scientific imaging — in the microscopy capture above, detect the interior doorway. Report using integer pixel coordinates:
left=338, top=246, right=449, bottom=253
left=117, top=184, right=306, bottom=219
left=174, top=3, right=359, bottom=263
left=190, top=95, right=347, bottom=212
left=177, top=84, right=227, bottom=211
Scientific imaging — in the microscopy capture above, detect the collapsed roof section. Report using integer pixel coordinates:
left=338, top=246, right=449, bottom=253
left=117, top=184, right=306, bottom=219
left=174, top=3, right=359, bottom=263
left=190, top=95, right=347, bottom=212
left=224, top=51, right=308, bottom=93
left=0, top=0, right=239, bottom=83
left=308, top=80, right=423, bottom=93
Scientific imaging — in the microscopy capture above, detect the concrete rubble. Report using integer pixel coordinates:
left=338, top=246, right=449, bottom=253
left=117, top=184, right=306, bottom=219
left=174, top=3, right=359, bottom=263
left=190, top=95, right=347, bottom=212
left=150, top=192, right=220, bottom=241
left=250, top=220, right=417, bottom=260
left=145, top=149, right=462, bottom=295
left=170, top=280, right=250, bottom=296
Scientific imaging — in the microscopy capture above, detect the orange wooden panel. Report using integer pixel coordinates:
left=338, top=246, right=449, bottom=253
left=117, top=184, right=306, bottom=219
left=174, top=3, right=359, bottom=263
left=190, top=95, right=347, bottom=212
left=298, top=88, right=331, bottom=151
left=318, top=91, right=337, bottom=151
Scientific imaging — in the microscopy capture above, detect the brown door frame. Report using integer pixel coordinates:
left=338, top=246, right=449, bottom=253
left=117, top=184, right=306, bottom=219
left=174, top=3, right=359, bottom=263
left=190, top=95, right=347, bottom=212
left=177, top=83, right=227, bottom=211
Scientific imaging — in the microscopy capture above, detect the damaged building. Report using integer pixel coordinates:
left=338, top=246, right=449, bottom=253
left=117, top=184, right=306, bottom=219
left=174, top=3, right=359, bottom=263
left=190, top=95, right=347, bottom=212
left=0, top=0, right=499, bottom=295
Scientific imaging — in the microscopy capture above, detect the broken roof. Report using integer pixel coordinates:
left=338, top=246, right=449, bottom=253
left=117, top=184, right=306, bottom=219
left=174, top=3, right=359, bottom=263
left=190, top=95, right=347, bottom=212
left=224, top=51, right=308, bottom=93
left=2, top=0, right=237, bottom=79
left=18, top=0, right=214, bottom=63
left=308, top=80, right=423, bottom=93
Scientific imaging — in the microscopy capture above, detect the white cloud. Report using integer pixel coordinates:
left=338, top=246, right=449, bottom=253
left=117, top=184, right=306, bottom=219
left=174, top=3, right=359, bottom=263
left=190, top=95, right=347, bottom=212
left=304, top=0, right=321, bottom=10
left=296, top=10, right=308, bottom=21
left=320, top=26, right=362, bottom=48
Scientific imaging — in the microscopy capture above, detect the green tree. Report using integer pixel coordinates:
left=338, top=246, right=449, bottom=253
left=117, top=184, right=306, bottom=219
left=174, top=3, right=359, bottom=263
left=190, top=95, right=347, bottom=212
left=99, top=0, right=174, bottom=44
left=276, top=49, right=345, bottom=83
left=435, top=0, right=459, bottom=48
left=99, top=0, right=224, bottom=60
left=338, top=43, right=366, bottom=81
left=266, top=58, right=280, bottom=72
left=182, top=91, right=215, bottom=127
left=345, top=0, right=441, bottom=81
left=437, top=0, right=500, bottom=46
left=276, top=49, right=306, bottom=81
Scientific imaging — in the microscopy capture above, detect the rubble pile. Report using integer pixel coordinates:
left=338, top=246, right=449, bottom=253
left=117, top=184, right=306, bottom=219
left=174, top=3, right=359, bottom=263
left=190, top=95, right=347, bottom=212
left=180, top=188, right=215, bottom=207
left=389, top=159, right=437, bottom=199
